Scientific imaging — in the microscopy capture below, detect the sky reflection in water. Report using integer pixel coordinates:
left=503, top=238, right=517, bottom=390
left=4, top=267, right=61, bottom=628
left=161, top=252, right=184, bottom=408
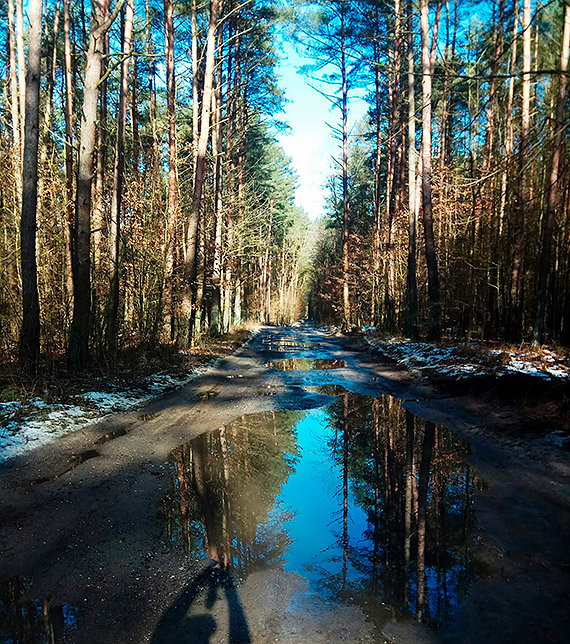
left=160, top=389, right=485, bottom=630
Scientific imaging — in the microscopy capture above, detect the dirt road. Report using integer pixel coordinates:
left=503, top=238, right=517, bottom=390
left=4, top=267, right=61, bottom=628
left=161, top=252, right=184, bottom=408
left=1, top=325, right=569, bottom=643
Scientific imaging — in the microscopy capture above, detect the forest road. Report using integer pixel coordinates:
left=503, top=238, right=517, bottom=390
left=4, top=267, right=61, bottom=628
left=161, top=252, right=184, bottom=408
left=1, top=324, right=570, bottom=644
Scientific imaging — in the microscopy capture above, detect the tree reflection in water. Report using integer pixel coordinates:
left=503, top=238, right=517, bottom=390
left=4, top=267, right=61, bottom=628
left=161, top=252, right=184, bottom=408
left=159, top=390, right=484, bottom=631
left=159, top=410, right=303, bottom=575
left=0, top=576, right=77, bottom=643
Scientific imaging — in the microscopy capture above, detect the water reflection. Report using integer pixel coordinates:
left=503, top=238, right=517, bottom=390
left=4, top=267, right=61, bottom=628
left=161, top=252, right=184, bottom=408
left=267, top=358, right=346, bottom=371
left=159, top=391, right=484, bottom=629
left=0, top=577, right=77, bottom=643
left=159, top=411, right=303, bottom=575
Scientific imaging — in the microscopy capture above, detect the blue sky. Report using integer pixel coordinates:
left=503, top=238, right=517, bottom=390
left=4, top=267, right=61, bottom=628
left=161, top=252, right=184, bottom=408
left=275, top=37, right=368, bottom=221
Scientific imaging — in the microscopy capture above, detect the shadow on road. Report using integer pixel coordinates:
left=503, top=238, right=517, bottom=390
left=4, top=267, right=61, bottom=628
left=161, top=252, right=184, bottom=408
left=150, top=564, right=251, bottom=644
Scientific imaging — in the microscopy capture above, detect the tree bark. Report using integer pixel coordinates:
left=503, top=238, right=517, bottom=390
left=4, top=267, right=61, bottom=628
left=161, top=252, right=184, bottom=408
left=68, top=0, right=122, bottom=367
left=404, top=0, right=418, bottom=339
left=163, top=0, right=178, bottom=341
left=210, top=27, right=224, bottom=336
left=511, top=0, right=532, bottom=338
left=15, top=0, right=26, bottom=145
left=63, top=0, right=76, bottom=315
left=533, top=2, right=570, bottom=344
left=7, top=0, right=22, bottom=205
left=18, top=0, right=43, bottom=368
left=420, top=0, right=442, bottom=339
left=106, top=0, right=134, bottom=353
left=341, top=0, right=351, bottom=329
left=180, top=0, right=221, bottom=347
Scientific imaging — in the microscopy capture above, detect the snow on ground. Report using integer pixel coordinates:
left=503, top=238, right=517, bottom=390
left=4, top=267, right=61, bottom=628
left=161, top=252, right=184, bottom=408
left=0, top=359, right=222, bottom=464
left=365, top=334, right=570, bottom=381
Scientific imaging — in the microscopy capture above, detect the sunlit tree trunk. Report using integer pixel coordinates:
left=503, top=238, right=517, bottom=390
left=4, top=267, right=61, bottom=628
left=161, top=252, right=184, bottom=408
left=163, top=0, right=178, bottom=341
left=69, top=0, right=120, bottom=367
left=341, top=0, right=351, bottom=329
left=15, top=0, right=26, bottom=143
left=210, top=27, right=224, bottom=336
left=180, top=0, right=221, bottom=347
left=106, top=0, right=134, bottom=353
left=420, top=0, right=442, bottom=339
left=7, top=0, right=22, bottom=208
left=384, top=0, right=402, bottom=329
left=404, top=0, right=418, bottom=338
left=533, top=3, right=570, bottom=344
left=511, top=0, right=532, bottom=337
left=37, top=0, right=61, bottom=220
left=18, top=0, right=43, bottom=368
left=92, top=27, right=109, bottom=282
left=63, top=0, right=76, bottom=317
left=372, top=21, right=382, bottom=326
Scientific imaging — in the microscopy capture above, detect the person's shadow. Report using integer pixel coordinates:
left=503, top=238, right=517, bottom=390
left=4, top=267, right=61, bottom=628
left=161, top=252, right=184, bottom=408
left=151, top=563, right=252, bottom=643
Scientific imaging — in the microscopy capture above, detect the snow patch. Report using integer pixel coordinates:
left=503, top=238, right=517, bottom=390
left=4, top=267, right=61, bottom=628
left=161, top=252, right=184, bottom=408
left=366, top=335, right=569, bottom=381
left=0, top=357, right=224, bottom=465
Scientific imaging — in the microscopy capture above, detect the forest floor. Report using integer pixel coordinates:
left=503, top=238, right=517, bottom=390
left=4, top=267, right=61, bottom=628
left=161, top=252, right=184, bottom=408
left=0, top=327, right=254, bottom=463
left=364, top=328, right=570, bottom=446
left=1, top=324, right=570, bottom=643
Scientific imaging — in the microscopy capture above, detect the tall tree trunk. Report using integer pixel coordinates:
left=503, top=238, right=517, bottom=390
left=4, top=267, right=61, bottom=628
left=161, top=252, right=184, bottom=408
left=92, top=28, right=109, bottom=282
left=511, top=0, right=532, bottom=338
left=404, top=0, right=418, bottom=338
left=63, top=0, right=76, bottom=318
left=372, top=19, right=382, bottom=326
left=131, top=56, right=140, bottom=178
left=7, top=0, right=22, bottom=205
left=341, top=0, right=351, bottom=329
left=384, top=0, right=402, bottom=329
left=146, top=0, right=160, bottom=171
left=15, top=0, right=26, bottom=144
left=262, top=200, right=274, bottom=324
left=18, top=0, right=43, bottom=368
left=210, top=27, right=224, bottom=336
left=163, top=0, right=178, bottom=341
left=106, top=0, right=134, bottom=354
left=191, top=0, right=199, bottom=172
left=180, top=0, right=221, bottom=347
left=68, top=0, right=122, bottom=366
left=37, top=0, right=61, bottom=220
left=533, top=3, right=570, bottom=344
left=420, top=0, right=442, bottom=339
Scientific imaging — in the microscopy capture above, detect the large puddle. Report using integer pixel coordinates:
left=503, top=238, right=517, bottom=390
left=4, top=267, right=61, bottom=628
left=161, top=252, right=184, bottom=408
left=159, top=389, right=485, bottom=632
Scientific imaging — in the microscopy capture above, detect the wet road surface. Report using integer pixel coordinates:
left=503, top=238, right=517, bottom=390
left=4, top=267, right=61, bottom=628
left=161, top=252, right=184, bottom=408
left=1, top=324, right=570, bottom=643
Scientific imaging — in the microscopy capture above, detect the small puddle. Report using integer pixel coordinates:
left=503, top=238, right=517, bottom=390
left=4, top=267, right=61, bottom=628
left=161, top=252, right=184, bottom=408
left=0, top=577, right=78, bottom=642
left=261, top=340, right=319, bottom=350
left=159, top=389, right=485, bottom=631
left=268, top=358, right=346, bottom=371
left=197, top=390, right=219, bottom=401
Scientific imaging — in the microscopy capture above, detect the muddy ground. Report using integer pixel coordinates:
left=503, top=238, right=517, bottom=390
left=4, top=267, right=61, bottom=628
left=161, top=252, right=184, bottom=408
left=1, top=325, right=569, bottom=644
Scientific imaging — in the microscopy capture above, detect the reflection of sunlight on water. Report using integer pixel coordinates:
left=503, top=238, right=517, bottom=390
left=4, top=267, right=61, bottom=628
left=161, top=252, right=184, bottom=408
left=159, top=388, right=486, bottom=630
